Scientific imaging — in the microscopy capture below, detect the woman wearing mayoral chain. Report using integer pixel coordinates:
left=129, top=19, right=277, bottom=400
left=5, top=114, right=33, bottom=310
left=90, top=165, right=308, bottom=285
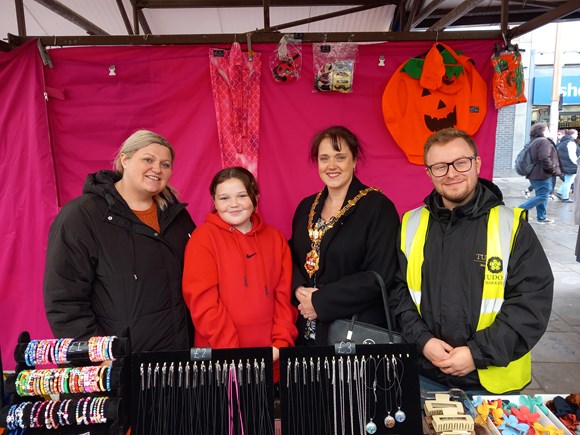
left=289, top=126, right=400, bottom=345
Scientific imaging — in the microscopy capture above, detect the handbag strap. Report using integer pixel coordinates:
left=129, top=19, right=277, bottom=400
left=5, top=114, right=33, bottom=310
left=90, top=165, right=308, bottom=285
left=349, top=271, right=395, bottom=343
left=369, top=270, right=395, bottom=343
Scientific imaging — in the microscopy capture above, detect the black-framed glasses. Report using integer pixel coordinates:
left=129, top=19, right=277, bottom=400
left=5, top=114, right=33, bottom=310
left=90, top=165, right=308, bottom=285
left=426, top=156, right=477, bottom=177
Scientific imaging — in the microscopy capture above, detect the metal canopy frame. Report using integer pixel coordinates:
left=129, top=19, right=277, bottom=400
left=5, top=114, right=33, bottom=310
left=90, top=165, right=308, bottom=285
left=5, top=0, right=580, bottom=50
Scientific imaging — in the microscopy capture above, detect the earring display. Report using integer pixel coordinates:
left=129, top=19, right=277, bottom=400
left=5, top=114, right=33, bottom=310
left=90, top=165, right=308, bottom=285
left=131, top=347, right=274, bottom=435
left=280, top=343, right=421, bottom=435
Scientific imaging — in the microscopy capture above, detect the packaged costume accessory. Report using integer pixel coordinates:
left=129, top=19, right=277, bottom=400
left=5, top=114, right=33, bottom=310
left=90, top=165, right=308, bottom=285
left=491, top=43, right=527, bottom=109
left=270, top=34, right=302, bottom=82
left=327, top=271, right=404, bottom=345
left=313, top=42, right=358, bottom=93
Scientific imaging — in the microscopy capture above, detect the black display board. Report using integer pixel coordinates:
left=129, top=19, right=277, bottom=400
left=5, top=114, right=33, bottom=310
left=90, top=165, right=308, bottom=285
left=131, top=347, right=274, bottom=435
left=0, top=331, right=130, bottom=435
left=280, top=343, right=422, bottom=435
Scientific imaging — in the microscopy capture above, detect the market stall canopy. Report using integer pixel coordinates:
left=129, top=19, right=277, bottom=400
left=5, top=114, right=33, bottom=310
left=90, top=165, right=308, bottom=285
left=1, top=0, right=579, bottom=50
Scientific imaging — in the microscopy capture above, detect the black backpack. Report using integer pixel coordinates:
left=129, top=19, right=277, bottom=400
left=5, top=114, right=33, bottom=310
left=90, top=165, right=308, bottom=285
left=514, top=139, right=538, bottom=176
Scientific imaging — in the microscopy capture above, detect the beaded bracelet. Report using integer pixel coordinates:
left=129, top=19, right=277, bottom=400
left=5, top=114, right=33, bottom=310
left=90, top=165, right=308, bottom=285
left=44, top=399, right=57, bottom=429
left=24, top=340, right=39, bottom=366
left=58, top=398, right=72, bottom=426
left=56, top=337, right=73, bottom=364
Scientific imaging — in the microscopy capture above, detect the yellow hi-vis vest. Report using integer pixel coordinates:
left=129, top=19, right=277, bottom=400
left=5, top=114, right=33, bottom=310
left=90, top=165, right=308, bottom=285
left=400, top=205, right=530, bottom=394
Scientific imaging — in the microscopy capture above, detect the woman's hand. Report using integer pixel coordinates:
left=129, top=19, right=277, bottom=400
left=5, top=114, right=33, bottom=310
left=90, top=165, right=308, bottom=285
left=295, top=286, right=318, bottom=321
left=272, top=347, right=280, bottom=362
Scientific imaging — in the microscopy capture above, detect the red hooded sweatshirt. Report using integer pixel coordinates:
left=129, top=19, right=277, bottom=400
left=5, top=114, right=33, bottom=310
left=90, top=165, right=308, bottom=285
left=182, top=211, right=298, bottom=376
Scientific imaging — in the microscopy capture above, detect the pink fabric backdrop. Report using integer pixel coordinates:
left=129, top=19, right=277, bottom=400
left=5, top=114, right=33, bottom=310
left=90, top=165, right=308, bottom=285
left=0, top=39, right=498, bottom=369
left=0, top=41, right=57, bottom=368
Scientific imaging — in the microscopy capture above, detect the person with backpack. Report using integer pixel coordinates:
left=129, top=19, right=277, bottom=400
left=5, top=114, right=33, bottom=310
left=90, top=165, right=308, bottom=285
left=518, top=122, right=562, bottom=224
left=555, top=129, right=579, bottom=203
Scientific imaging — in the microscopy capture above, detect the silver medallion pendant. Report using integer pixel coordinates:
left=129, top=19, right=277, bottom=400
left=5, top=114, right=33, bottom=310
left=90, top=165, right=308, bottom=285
left=365, top=420, right=377, bottom=434
left=384, top=414, right=395, bottom=428
left=395, top=409, right=406, bottom=422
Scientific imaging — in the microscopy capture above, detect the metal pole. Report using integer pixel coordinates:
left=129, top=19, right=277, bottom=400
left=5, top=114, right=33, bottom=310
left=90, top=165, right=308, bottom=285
left=525, top=48, right=535, bottom=141
left=549, top=22, right=564, bottom=140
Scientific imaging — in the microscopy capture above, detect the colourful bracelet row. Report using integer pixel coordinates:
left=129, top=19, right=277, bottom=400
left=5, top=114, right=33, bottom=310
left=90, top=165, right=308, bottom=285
left=88, top=336, right=116, bottom=363
left=16, top=366, right=113, bottom=397
left=24, top=336, right=117, bottom=366
left=24, top=338, right=73, bottom=366
left=5, top=396, right=110, bottom=430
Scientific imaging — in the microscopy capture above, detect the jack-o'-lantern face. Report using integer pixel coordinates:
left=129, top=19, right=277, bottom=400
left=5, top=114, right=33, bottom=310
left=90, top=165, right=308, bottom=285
left=421, top=88, right=458, bottom=132
left=382, top=42, right=487, bottom=165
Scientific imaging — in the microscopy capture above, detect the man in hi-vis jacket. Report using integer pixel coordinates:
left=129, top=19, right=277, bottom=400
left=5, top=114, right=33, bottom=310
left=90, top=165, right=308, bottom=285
left=393, top=128, right=553, bottom=394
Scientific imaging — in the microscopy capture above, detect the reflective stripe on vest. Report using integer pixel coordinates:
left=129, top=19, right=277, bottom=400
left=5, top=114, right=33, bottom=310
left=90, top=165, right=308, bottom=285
left=400, top=205, right=531, bottom=393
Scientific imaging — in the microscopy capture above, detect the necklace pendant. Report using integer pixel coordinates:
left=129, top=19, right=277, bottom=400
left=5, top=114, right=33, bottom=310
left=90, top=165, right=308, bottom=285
left=384, top=414, right=395, bottom=428
left=365, top=420, right=377, bottom=434
left=304, top=249, right=320, bottom=277
left=395, top=409, right=406, bottom=423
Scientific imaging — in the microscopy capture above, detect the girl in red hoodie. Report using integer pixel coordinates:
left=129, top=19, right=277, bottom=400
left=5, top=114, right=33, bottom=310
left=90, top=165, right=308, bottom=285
left=182, top=167, right=298, bottom=373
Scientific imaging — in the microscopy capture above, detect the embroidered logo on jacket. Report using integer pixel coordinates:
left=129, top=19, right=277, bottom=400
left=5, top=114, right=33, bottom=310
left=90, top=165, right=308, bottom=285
left=487, top=256, right=503, bottom=274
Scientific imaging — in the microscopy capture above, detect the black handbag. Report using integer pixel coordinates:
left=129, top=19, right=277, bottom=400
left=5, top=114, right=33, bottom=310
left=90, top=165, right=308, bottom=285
left=327, top=270, right=404, bottom=345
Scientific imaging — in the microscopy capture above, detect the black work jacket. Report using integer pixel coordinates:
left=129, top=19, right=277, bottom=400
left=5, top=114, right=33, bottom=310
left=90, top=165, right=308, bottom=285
left=392, top=179, right=553, bottom=390
left=44, top=170, right=195, bottom=352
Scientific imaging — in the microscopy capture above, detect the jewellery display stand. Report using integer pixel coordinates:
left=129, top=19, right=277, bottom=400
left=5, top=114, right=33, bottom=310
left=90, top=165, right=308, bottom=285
left=280, top=343, right=422, bottom=435
left=131, top=346, right=274, bottom=435
left=0, top=330, right=130, bottom=434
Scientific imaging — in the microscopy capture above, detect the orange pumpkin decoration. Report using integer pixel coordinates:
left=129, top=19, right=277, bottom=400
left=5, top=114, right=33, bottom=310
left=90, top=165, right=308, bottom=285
left=382, top=43, right=488, bottom=164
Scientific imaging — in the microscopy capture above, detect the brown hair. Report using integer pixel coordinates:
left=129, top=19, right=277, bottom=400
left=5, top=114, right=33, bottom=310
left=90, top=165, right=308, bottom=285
left=529, top=122, right=548, bottom=139
left=424, top=128, right=478, bottom=164
left=309, top=125, right=364, bottom=163
left=113, top=130, right=177, bottom=210
left=210, top=166, right=259, bottom=208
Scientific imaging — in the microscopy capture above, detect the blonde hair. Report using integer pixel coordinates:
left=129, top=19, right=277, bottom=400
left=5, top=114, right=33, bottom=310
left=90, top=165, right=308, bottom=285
left=113, top=130, right=178, bottom=210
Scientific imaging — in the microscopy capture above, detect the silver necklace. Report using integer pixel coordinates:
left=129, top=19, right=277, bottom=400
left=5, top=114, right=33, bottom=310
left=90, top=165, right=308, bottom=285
left=382, top=357, right=395, bottom=428
left=332, top=356, right=337, bottom=435
left=365, top=356, right=377, bottom=434
left=393, top=355, right=406, bottom=423
left=347, top=356, right=354, bottom=435
left=338, top=356, right=345, bottom=435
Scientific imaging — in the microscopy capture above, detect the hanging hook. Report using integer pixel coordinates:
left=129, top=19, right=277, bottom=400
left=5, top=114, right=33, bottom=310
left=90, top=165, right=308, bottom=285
left=246, top=32, right=254, bottom=61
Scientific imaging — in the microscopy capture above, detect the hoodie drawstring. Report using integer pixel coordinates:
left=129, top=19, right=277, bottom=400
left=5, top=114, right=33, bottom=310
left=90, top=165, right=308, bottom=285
left=253, top=233, right=269, bottom=296
left=230, top=228, right=248, bottom=288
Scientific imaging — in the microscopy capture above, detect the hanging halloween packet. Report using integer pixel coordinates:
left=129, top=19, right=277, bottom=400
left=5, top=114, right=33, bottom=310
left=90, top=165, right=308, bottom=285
left=270, top=34, right=302, bottom=83
left=313, top=42, right=358, bottom=93
left=491, top=47, right=527, bottom=109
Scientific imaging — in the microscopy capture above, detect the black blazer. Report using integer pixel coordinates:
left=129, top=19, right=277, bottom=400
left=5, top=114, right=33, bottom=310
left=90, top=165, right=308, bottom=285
left=289, top=176, right=400, bottom=344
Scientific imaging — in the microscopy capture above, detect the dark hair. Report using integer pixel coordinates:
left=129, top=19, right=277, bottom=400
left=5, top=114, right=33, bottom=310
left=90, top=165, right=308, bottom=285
left=210, top=166, right=259, bottom=208
left=424, top=128, right=478, bottom=164
left=309, top=126, right=364, bottom=163
left=530, top=122, right=548, bottom=139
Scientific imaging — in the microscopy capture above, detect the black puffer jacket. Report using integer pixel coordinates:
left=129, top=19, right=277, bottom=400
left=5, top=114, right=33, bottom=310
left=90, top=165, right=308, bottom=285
left=391, top=179, right=553, bottom=390
left=44, top=170, right=195, bottom=352
left=557, top=135, right=580, bottom=174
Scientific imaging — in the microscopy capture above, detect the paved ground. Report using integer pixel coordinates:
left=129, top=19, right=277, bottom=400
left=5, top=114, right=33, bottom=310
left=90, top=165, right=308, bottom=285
left=493, top=177, right=580, bottom=394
